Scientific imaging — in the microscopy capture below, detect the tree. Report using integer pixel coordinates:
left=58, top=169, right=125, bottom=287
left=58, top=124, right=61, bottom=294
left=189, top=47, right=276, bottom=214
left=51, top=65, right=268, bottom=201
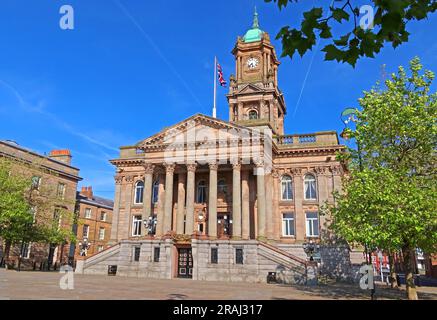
left=0, top=158, right=33, bottom=263
left=0, top=157, right=76, bottom=267
left=325, top=57, right=437, bottom=300
left=265, top=0, right=437, bottom=66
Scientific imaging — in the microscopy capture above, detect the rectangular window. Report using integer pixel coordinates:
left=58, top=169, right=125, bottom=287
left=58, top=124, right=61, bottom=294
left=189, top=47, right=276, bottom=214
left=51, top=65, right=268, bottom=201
left=132, top=215, right=142, bottom=236
left=31, top=176, right=41, bottom=190
left=57, top=183, right=66, bottom=200
left=282, top=213, right=295, bottom=236
left=154, top=247, right=160, bottom=262
left=211, top=248, right=218, bottom=264
left=99, top=228, right=105, bottom=240
left=84, top=208, right=92, bottom=219
left=53, top=208, right=62, bottom=228
left=100, top=212, right=107, bottom=221
left=134, top=247, right=141, bottom=262
left=236, top=248, right=243, bottom=265
left=83, top=224, right=90, bottom=238
left=21, top=243, right=31, bottom=259
left=305, top=212, right=320, bottom=237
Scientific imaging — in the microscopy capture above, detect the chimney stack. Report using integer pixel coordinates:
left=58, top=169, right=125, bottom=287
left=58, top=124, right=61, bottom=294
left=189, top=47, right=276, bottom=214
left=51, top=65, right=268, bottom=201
left=49, top=149, right=72, bottom=165
left=80, top=186, right=93, bottom=199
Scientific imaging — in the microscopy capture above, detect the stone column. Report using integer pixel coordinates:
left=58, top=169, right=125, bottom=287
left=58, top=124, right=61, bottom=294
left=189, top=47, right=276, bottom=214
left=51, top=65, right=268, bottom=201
left=163, top=163, right=175, bottom=235
left=256, top=162, right=266, bottom=239
left=142, top=164, right=155, bottom=236
left=185, top=163, right=197, bottom=235
left=123, top=175, right=134, bottom=239
left=155, top=172, right=166, bottom=237
left=241, top=169, right=250, bottom=240
left=232, top=163, right=242, bottom=239
left=208, top=162, right=218, bottom=239
left=292, top=169, right=305, bottom=241
left=176, top=171, right=186, bottom=234
left=272, top=170, right=280, bottom=240
left=265, top=172, right=273, bottom=240
left=109, top=174, right=123, bottom=244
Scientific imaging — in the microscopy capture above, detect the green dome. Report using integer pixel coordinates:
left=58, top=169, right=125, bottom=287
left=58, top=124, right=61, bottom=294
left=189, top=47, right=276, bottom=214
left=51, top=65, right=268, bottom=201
left=243, top=7, right=264, bottom=43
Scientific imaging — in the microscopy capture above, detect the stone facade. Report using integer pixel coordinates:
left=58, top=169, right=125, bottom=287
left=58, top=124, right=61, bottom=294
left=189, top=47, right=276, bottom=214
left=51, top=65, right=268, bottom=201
left=74, top=186, right=114, bottom=258
left=77, top=11, right=360, bottom=283
left=0, top=141, right=82, bottom=269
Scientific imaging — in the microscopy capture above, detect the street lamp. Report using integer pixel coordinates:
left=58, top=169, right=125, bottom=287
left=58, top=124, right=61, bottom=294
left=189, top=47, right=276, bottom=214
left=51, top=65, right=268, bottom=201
left=78, top=238, right=90, bottom=257
left=143, top=216, right=157, bottom=235
left=223, top=215, right=233, bottom=236
left=303, top=239, right=319, bottom=262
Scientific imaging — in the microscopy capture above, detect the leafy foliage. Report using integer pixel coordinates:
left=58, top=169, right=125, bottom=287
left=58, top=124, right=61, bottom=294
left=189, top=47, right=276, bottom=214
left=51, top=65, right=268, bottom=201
left=0, top=158, right=76, bottom=252
left=324, top=58, right=437, bottom=298
left=265, top=0, right=437, bottom=66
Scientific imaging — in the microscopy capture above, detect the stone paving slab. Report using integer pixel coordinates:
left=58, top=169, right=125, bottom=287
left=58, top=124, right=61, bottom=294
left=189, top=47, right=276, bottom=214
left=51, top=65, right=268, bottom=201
left=1, top=269, right=436, bottom=300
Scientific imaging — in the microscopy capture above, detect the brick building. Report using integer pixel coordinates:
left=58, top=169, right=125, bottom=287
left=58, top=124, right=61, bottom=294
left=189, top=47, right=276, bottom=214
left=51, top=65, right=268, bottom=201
left=75, top=186, right=113, bottom=258
left=76, top=10, right=358, bottom=283
left=0, top=140, right=82, bottom=269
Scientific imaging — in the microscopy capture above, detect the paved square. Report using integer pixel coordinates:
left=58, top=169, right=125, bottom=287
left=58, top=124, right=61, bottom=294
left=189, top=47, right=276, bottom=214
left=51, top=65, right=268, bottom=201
left=1, top=269, right=436, bottom=300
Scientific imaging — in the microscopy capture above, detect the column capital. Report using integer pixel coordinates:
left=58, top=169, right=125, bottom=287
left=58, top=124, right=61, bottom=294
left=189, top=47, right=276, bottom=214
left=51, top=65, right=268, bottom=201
left=164, top=163, right=176, bottom=174
left=254, top=159, right=264, bottom=168
left=291, top=168, right=303, bottom=177
left=271, top=169, right=280, bottom=179
left=125, top=175, right=134, bottom=184
left=187, top=163, right=197, bottom=173
left=315, top=166, right=329, bottom=176
left=115, top=175, right=124, bottom=185
left=232, top=162, right=241, bottom=171
left=330, top=165, right=344, bottom=176
left=209, top=162, right=219, bottom=171
left=143, top=163, right=155, bottom=175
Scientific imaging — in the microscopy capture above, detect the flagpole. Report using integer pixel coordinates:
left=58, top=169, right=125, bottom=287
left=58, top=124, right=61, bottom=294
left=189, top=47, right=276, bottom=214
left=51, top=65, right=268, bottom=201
left=213, top=56, right=217, bottom=118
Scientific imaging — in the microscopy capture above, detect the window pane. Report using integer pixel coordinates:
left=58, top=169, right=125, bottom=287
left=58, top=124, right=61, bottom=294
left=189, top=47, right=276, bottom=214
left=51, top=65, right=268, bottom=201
left=306, top=212, right=318, bottom=219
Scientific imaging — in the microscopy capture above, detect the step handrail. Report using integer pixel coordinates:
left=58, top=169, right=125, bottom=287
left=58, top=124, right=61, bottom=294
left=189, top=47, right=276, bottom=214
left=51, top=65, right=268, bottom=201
left=258, top=241, right=309, bottom=266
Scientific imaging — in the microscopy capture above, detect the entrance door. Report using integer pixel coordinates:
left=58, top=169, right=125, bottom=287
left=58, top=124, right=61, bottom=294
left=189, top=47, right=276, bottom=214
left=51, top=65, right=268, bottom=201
left=177, top=248, right=193, bottom=278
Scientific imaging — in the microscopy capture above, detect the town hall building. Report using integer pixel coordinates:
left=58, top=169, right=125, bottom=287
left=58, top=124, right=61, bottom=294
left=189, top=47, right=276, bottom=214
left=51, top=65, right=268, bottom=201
left=76, top=11, right=354, bottom=284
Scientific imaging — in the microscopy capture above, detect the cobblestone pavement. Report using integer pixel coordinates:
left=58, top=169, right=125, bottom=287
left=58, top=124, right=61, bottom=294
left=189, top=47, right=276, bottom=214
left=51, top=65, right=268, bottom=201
left=1, top=269, right=437, bottom=300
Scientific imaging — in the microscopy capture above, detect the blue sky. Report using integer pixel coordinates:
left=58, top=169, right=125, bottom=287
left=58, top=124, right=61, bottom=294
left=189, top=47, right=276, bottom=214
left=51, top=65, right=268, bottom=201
left=1, top=0, right=436, bottom=199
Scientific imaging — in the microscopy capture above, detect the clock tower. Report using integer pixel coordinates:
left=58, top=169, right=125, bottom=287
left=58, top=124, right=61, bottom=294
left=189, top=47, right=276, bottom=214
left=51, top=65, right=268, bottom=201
left=227, top=8, right=286, bottom=136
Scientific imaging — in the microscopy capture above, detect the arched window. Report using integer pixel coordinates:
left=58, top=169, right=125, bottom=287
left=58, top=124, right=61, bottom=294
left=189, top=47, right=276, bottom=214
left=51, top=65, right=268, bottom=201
left=134, top=181, right=144, bottom=204
left=281, top=175, right=293, bottom=200
left=304, top=174, right=317, bottom=200
left=249, top=110, right=258, bottom=120
left=218, top=179, right=227, bottom=194
left=196, top=180, right=207, bottom=203
left=152, top=180, right=159, bottom=204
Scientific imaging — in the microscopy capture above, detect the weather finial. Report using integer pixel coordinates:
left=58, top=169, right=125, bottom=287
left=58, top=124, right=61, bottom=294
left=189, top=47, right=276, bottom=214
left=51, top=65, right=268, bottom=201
left=252, top=6, right=259, bottom=29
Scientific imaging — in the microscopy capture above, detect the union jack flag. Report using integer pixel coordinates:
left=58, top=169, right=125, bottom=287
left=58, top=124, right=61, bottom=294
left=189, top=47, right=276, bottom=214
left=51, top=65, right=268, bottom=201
left=217, top=61, right=227, bottom=87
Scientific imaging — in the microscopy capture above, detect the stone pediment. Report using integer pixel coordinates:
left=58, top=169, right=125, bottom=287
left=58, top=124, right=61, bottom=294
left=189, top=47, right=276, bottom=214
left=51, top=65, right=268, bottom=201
left=137, top=114, right=264, bottom=149
left=236, top=83, right=263, bottom=95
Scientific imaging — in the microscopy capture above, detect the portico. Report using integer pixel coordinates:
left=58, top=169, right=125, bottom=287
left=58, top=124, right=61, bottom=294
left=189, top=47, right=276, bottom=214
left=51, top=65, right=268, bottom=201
left=115, top=158, right=267, bottom=241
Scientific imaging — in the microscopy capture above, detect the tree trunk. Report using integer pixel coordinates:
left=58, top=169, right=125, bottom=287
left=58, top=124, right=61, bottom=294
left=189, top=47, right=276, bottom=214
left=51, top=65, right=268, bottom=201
left=4, top=240, right=11, bottom=260
left=388, top=251, right=398, bottom=288
left=402, top=246, right=418, bottom=300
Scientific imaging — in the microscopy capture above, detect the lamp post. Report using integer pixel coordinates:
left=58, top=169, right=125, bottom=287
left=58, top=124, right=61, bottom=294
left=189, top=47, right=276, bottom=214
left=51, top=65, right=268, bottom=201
left=78, top=238, right=90, bottom=257
left=340, top=108, right=375, bottom=300
left=223, top=215, right=233, bottom=237
left=143, top=216, right=157, bottom=235
left=303, top=239, right=319, bottom=262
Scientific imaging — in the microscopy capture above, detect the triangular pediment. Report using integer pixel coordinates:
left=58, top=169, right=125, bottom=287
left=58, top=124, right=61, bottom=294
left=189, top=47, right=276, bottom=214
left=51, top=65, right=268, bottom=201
left=137, top=114, right=263, bottom=149
left=237, top=83, right=263, bottom=95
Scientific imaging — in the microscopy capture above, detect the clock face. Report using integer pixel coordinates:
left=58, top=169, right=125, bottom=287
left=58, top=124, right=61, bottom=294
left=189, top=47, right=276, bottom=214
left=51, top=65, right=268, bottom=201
left=247, top=57, right=259, bottom=69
